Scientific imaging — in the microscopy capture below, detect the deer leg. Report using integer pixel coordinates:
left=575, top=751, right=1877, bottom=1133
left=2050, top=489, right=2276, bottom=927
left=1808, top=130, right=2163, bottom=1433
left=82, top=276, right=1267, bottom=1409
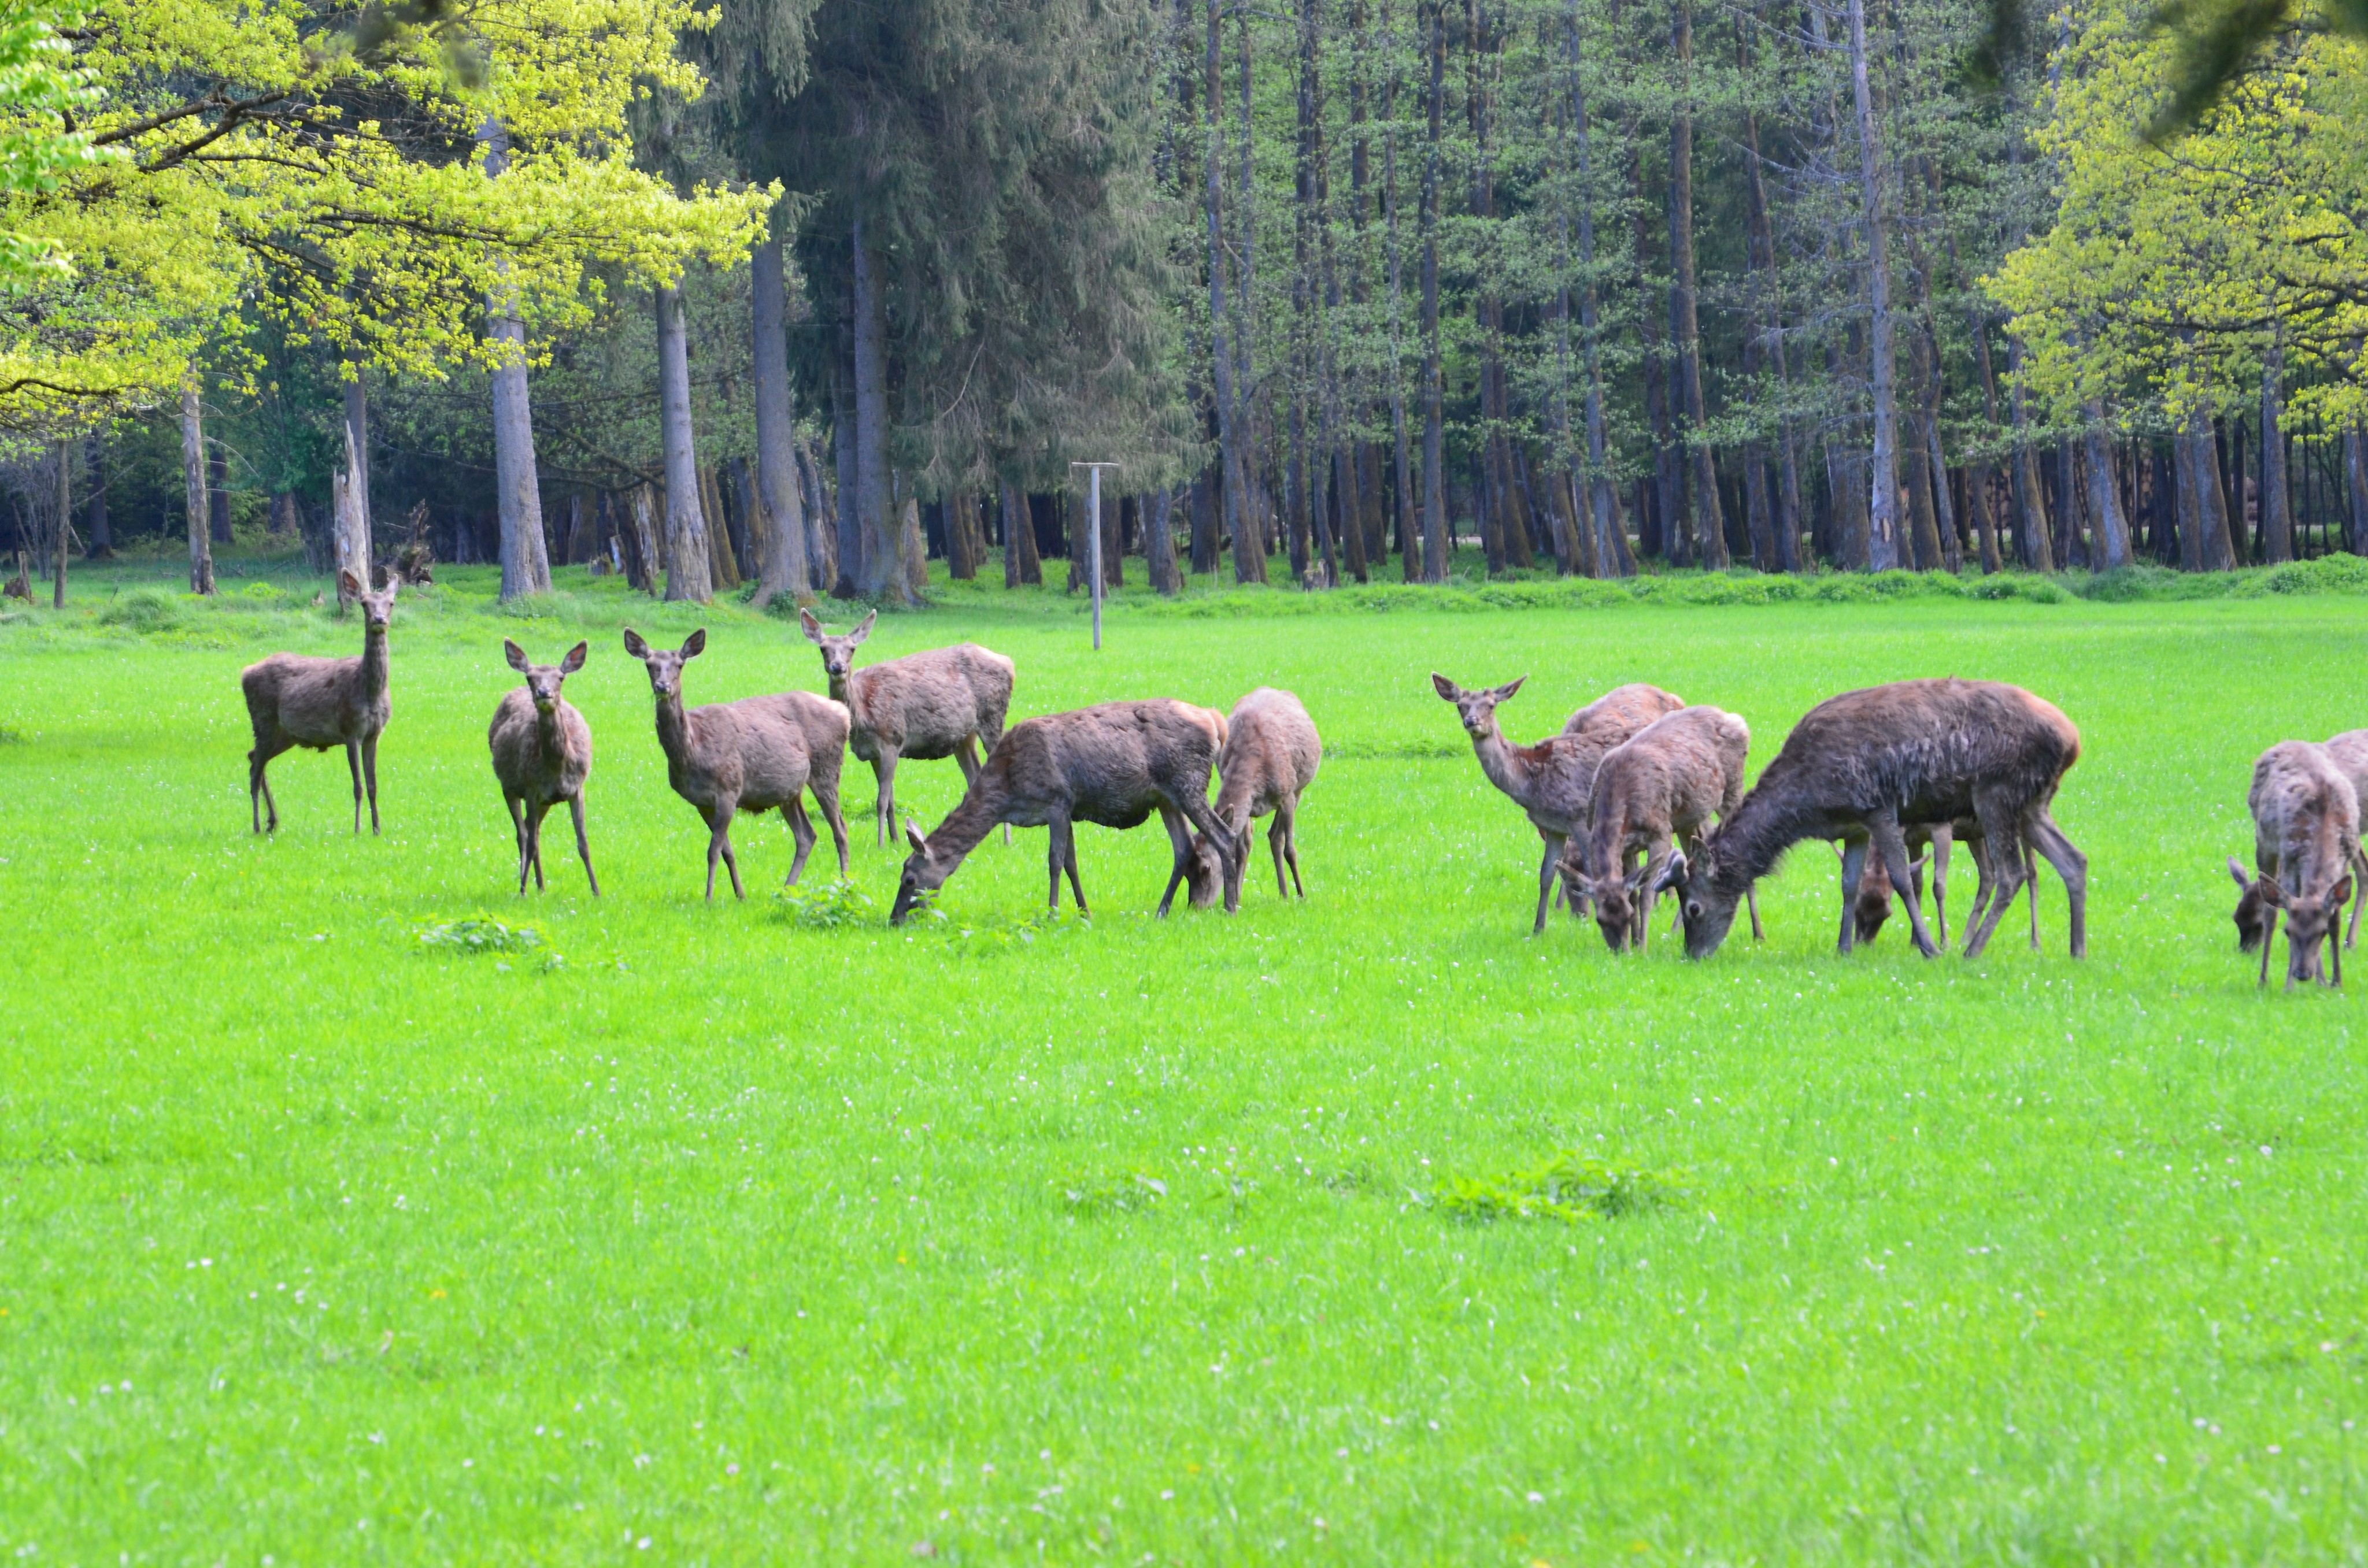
left=1063, top=821, right=1088, bottom=915
left=872, top=749, right=900, bottom=848
left=509, top=796, right=530, bottom=894
left=1747, top=885, right=1765, bottom=943
left=783, top=799, right=817, bottom=887
left=1532, top=833, right=1563, bottom=937
left=346, top=741, right=364, bottom=834
left=1962, top=826, right=2028, bottom=961
left=2025, top=839, right=2041, bottom=951
left=706, top=802, right=743, bottom=902
left=529, top=803, right=550, bottom=891
left=249, top=748, right=268, bottom=833
left=1156, top=804, right=1195, bottom=917
left=1267, top=815, right=1290, bottom=900
left=809, top=773, right=850, bottom=878
left=570, top=794, right=599, bottom=897
left=1047, top=814, right=1072, bottom=914
left=1932, top=828, right=1953, bottom=949
left=362, top=734, right=382, bottom=834
left=1178, top=796, right=1240, bottom=915
left=1836, top=839, right=1869, bottom=955
left=2350, top=848, right=2368, bottom=948
left=1279, top=802, right=1304, bottom=898
left=1869, top=818, right=1939, bottom=957
left=256, top=751, right=281, bottom=833
left=2023, top=809, right=2088, bottom=959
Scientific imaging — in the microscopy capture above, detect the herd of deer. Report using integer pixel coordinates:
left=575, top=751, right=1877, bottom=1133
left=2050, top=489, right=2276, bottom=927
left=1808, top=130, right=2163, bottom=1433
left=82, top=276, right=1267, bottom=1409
left=230, top=569, right=2350, bottom=988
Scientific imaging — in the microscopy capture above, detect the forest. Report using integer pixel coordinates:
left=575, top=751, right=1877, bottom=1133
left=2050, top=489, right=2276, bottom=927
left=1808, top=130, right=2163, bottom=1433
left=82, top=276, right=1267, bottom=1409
left=2, top=0, right=2367, bottom=603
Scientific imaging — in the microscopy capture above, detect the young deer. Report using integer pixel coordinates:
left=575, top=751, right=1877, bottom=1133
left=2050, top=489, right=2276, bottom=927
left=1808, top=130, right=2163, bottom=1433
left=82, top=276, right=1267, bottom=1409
left=487, top=639, right=597, bottom=896
left=800, top=609, right=1015, bottom=845
left=1562, top=683, right=1686, bottom=736
left=1433, top=674, right=1677, bottom=935
left=623, top=628, right=850, bottom=900
left=2317, top=728, right=2368, bottom=948
left=241, top=569, right=398, bottom=833
left=891, top=700, right=1235, bottom=924
left=1657, top=679, right=2086, bottom=961
left=1185, top=687, right=1323, bottom=910
left=1845, top=820, right=2039, bottom=951
left=2230, top=740, right=2359, bottom=989
left=1561, top=705, right=1756, bottom=952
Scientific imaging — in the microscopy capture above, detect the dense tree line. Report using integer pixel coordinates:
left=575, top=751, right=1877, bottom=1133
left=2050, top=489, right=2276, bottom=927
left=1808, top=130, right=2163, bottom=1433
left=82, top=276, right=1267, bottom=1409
left=7, top=0, right=2368, bottom=603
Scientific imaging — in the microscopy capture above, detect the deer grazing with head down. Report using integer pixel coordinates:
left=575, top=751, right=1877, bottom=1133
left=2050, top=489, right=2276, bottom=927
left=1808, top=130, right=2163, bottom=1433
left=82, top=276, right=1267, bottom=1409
left=800, top=609, right=1015, bottom=846
left=487, top=639, right=597, bottom=896
left=1655, top=679, right=2086, bottom=961
left=623, top=627, right=850, bottom=900
left=241, top=569, right=398, bottom=833
left=2230, top=740, right=2359, bottom=989
left=891, top=700, right=1235, bottom=925
left=1433, top=674, right=1682, bottom=935
left=1185, top=687, right=1322, bottom=910
left=2315, top=729, right=2368, bottom=949
left=1844, top=820, right=2039, bottom=952
left=1560, top=704, right=1755, bottom=952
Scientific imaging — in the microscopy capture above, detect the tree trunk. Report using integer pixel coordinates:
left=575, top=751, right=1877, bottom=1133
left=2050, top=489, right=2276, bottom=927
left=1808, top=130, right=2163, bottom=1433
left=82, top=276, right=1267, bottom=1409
left=182, top=379, right=213, bottom=595
left=1418, top=0, right=1450, bottom=582
left=1204, top=0, right=1256, bottom=583
left=655, top=283, right=714, bottom=604
left=49, top=439, right=66, bottom=608
left=851, top=216, right=910, bottom=603
left=2347, top=424, right=2368, bottom=556
left=750, top=233, right=812, bottom=608
left=2083, top=407, right=2133, bottom=572
left=796, top=439, right=837, bottom=593
left=2193, top=409, right=2237, bottom=569
left=332, top=421, right=371, bottom=603
left=1148, top=485, right=1184, bottom=594
left=1847, top=0, right=1901, bottom=571
left=341, top=374, right=368, bottom=552
left=1667, top=0, right=1726, bottom=569
left=2260, top=343, right=2294, bottom=563
left=1633, top=146, right=1679, bottom=562
left=831, top=347, right=861, bottom=598
left=1002, top=480, right=1042, bottom=585
left=480, top=119, right=552, bottom=602
left=701, top=465, right=741, bottom=590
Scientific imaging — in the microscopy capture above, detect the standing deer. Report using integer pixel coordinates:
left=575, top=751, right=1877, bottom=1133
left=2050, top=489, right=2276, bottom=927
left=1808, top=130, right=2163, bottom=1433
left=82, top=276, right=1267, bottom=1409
left=891, top=700, right=1235, bottom=924
left=1433, top=674, right=1679, bottom=935
left=624, top=628, right=850, bottom=900
left=1561, top=705, right=1756, bottom=952
left=800, top=609, right=1015, bottom=845
left=1185, top=687, right=1323, bottom=910
left=1655, top=679, right=2086, bottom=961
left=488, top=639, right=597, bottom=896
left=2230, top=740, right=2359, bottom=989
left=241, top=569, right=398, bottom=833
left=2318, top=729, right=2368, bottom=948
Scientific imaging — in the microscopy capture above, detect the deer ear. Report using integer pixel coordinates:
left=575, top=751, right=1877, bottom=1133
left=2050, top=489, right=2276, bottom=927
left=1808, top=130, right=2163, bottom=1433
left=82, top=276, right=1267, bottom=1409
left=851, top=610, right=876, bottom=644
left=2335, top=876, right=2355, bottom=907
left=2259, top=874, right=2288, bottom=909
left=504, top=639, right=530, bottom=673
left=799, top=608, right=824, bottom=643
left=560, top=642, right=588, bottom=674
left=2228, top=856, right=2252, bottom=891
left=681, top=628, right=707, bottom=658
left=1430, top=672, right=1460, bottom=701
left=339, top=568, right=363, bottom=596
left=1495, top=675, right=1528, bottom=702
left=622, top=627, right=651, bottom=659
left=1651, top=852, right=1689, bottom=896
left=904, top=820, right=930, bottom=855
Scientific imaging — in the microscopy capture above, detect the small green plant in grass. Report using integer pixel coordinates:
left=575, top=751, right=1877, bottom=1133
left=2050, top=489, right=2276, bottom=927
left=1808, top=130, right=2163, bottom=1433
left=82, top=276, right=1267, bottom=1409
left=415, top=915, right=546, bottom=955
left=1063, top=1170, right=1168, bottom=1214
left=97, top=587, right=180, bottom=632
left=244, top=581, right=282, bottom=601
left=773, top=879, right=878, bottom=929
left=941, top=905, right=1087, bottom=952
left=1440, top=1152, right=1688, bottom=1224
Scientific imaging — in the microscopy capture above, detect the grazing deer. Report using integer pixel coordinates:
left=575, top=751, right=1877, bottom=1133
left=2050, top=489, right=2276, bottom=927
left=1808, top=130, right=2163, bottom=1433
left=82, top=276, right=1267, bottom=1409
left=2318, top=729, right=2368, bottom=948
left=1432, top=674, right=1677, bottom=935
left=1656, top=679, right=2086, bottom=961
left=800, top=609, right=1015, bottom=845
left=1562, top=705, right=1756, bottom=952
left=2230, top=740, right=2359, bottom=989
left=488, top=639, right=597, bottom=896
left=891, top=700, right=1236, bottom=924
left=241, top=569, right=398, bottom=833
left=1843, top=819, right=2037, bottom=951
left=1186, top=687, right=1323, bottom=910
left=623, top=627, right=850, bottom=900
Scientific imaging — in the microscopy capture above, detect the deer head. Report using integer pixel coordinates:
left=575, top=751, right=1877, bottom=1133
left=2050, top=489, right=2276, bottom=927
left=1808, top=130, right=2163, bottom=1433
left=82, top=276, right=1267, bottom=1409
left=623, top=626, right=704, bottom=701
left=343, top=569, right=399, bottom=632
left=892, top=818, right=953, bottom=925
left=506, top=639, right=588, bottom=716
left=1430, top=673, right=1526, bottom=739
left=801, top=607, right=875, bottom=685
left=2233, top=859, right=2352, bottom=987
left=2228, top=857, right=2270, bottom=953
left=1654, top=840, right=1746, bottom=959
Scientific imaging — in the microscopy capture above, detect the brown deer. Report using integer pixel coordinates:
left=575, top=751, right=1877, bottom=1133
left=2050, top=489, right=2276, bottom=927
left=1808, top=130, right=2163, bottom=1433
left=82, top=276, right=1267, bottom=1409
left=1561, top=705, right=1756, bottom=952
left=800, top=609, right=1015, bottom=844
left=1563, top=683, right=1686, bottom=736
left=1655, top=679, right=2086, bottom=961
left=1433, top=674, right=1679, bottom=935
left=488, top=639, right=597, bottom=896
left=2230, top=740, right=2359, bottom=989
left=1843, top=820, right=2038, bottom=951
left=241, top=569, right=398, bottom=833
left=891, top=700, right=1236, bottom=924
left=2317, top=729, right=2368, bottom=948
left=623, top=627, right=850, bottom=900
left=1185, top=687, right=1323, bottom=910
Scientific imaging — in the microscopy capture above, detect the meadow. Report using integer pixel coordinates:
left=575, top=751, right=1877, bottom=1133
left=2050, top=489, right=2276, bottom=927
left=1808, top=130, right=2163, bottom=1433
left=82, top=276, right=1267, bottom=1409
left=1, top=553, right=2363, bottom=1565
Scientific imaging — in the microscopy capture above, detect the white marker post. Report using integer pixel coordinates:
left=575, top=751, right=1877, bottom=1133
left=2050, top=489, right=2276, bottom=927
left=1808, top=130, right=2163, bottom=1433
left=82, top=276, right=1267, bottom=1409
left=1070, top=461, right=1122, bottom=650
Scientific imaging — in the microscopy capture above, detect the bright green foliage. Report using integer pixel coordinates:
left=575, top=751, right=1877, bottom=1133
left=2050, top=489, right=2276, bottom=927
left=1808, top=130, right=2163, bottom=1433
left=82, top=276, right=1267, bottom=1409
left=1992, top=0, right=2368, bottom=424
left=0, top=0, right=779, bottom=431
left=2, top=558, right=2366, bottom=1558
left=0, top=1, right=118, bottom=286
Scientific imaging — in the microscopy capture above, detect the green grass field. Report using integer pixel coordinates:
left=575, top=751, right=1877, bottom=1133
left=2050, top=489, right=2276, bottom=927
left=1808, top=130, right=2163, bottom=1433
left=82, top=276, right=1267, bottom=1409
left=3, top=555, right=2363, bottom=1564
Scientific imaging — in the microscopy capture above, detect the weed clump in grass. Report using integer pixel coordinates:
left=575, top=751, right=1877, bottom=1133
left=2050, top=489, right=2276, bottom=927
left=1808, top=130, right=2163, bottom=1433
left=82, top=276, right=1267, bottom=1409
left=773, top=880, right=878, bottom=928
left=97, top=588, right=182, bottom=632
left=1440, top=1152, right=1688, bottom=1224
left=415, top=915, right=547, bottom=954
left=1063, top=1171, right=1168, bottom=1214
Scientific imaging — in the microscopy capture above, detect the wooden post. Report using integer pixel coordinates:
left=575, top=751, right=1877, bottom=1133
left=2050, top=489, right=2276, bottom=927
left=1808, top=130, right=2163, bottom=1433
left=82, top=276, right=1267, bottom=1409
left=1070, top=462, right=1122, bottom=650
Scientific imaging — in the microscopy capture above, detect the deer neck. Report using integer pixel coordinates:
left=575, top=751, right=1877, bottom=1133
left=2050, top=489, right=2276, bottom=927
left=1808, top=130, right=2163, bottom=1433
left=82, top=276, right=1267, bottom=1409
left=359, top=624, right=390, bottom=699
left=922, top=768, right=1011, bottom=870
left=535, top=703, right=567, bottom=753
left=1469, top=726, right=1539, bottom=810
left=827, top=668, right=855, bottom=710
left=652, top=691, right=691, bottom=769
left=1707, top=772, right=1812, bottom=895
